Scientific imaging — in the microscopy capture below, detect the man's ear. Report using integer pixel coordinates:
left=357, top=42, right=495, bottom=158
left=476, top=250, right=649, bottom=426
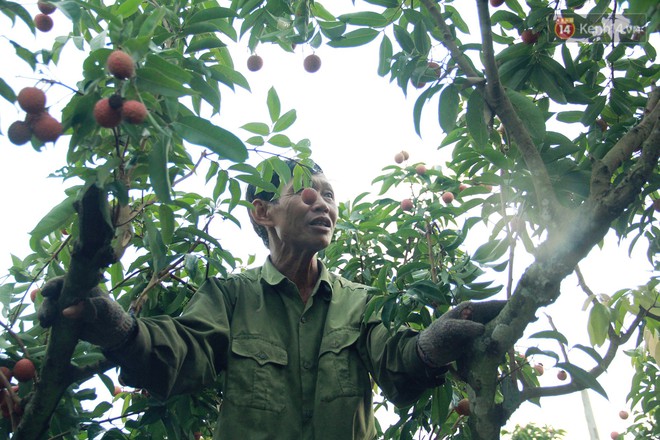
left=249, top=199, right=274, bottom=227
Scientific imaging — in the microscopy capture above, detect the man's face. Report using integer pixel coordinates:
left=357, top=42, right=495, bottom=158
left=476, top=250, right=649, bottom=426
left=267, top=173, right=338, bottom=253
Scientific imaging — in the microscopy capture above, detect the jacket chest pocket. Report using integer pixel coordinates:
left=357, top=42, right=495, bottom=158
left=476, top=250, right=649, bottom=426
left=318, top=328, right=369, bottom=402
left=226, top=336, right=289, bottom=412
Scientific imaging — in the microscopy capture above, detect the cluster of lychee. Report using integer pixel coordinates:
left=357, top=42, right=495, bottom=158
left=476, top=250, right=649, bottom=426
left=0, top=359, right=36, bottom=423
left=93, top=50, right=148, bottom=128
left=34, top=1, right=57, bottom=33
left=8, top=87, right=63, bottom=146
left=246, top=53, right=322, bottom=73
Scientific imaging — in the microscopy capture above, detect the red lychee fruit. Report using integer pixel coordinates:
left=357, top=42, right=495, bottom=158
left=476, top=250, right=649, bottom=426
left=303, top=54, right=321, bottom=73
left=557, top=370, right=568, bottom=381
left=12, top=359, right=35, bottom=382
left=400, top=198, right=414, bottom=212
left=17, top=87, right=46, bottom=114
left=619, top=410, right=629, bottom=420
left=34, top=13, right=53, bottom=32
left=37, top=1, right=56, bottom=14
left=31, top=113, right=62, bottom=142
left=30, top=289, right=39, bottom=303
left=401, top=150, right=410, bottom=160
left=394, top=152, right=405, bottom=164
left=533, top=363, right=544, bottom=376
left=459, top=183, right=468, bottom=192
left=455, top=398, right=470, bottom=416
left=107, top=50, right=135, bottom=80
left=610, top=432, right=619, bottom=440
left=427, top=62, right=441, bottom=78
left=442, top=192, right=454, bottom=204
left=596, top=118, right=608, bottom=132
left=113, top=385, right=122, bottom=396
left=521, top=29, right=539, bottom=45
left=247, top=54, right=263, bottom=72
left=121, top=100, right=148, bottom=124
left=94, top=98, right=122, bottom=128
left=490, top=0, right=505, bottom=7
left=7, top=121, right=32, bottom=145
left=301, top=188, right=318, bottom=205
left=415, top=164, right=427, bottom=175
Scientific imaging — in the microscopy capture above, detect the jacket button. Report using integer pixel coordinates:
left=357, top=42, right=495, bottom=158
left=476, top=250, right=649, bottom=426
left=257, top=352, right=267, bottom=360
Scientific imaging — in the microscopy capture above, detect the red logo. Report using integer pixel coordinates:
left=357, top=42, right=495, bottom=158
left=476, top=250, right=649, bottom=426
left=555, top=17, right=575, bottom=40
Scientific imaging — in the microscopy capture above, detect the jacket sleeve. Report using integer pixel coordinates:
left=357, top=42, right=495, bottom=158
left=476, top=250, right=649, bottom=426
left=104, top=278, right=233, bottom=400
left=358, top=322, right=447, bottom=407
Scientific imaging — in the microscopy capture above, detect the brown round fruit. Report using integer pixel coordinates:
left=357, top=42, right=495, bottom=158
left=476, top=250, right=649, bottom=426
left=107, top=50, right=135, bottom=79
left=30, top=289, right=39, bottom=303
left=557, top=370, right=567, bottom=381
left=303, top=54, right=321, bottom=73
left=113, top=385, right=122, bottom=396
left=455, top=398, right=470, bottom=416
left=490, top=0, right=505, bottom=6
left=653, top=199, right=660, bottom=212
left=521, top=29, right=539, bottom=44
left=394, top=152, right=405, bottom=164
left=427, top=62, right=441, bottom=78
left=415, top=164, right=427, bottom=175
left=533, top=363, right=544, bottom=376
left=610, top=432, right=619, bottom=440
left=247, top=54, right=263, bottom=72
left=37, top=1, right=56, bottom=14
left=31, top=113, right=62, bottom=142
left=34, top=13, right=53, bottom=32
left=94, top=98, right=122, bottom=128
left=17, top=87, right=46, bottom=114
left=618, top=410, right=628, bottom=420
left=13, top=359, right=35, bottom=382
left=401, top=150, right=410, bottom=160
left=122, top=100, right=148, bottom=124
left=400, top=198, right=414, bottom=212
left=7, top=121, right=32, bottom=145
left=301, top=188, right=318, bottom=205
left=459, top=183, right=468, bottom=192
left=194, top=432, right=202, bottom=440
left=595, top=118, right=608, bottom=132
left=442, top=192, right=454, bottom=204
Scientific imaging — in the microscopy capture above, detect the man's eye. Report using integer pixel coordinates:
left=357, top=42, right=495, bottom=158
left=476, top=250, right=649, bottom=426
left=323, top=191, right=334, bottom=199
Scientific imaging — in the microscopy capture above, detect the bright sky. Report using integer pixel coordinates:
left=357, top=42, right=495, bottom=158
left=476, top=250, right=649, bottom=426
left=0, top=3, right=656, bottom=439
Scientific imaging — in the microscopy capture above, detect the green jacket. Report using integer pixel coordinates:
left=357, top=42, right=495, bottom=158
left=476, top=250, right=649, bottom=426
left=107, top=259, right=445, bottom=439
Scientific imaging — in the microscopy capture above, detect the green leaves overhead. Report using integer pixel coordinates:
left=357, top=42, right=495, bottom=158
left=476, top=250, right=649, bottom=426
left=466, top=91, right=489, bottom=148
left=172, top=116, right=248, bottom=162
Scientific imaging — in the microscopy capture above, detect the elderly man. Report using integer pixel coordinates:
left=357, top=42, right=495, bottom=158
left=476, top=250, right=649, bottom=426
left=40, top=160, right=504, bottom=439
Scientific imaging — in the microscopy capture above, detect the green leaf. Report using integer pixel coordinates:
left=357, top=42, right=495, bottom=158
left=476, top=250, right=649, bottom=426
left=506, top=89, right=546, bottom=142
left=173, top=116, right=248, bottom=162
left=580, top=96, right=606, bottom=126
left=241, top=122, right=270, bottom=135
left=115, top=0, right=141, bottom=17
left=272, top=109, right=297, bottom=132
left=144, top=216, right=167, bottom=272
left=337, top=11, right=388, bottom=27
left=327, top=28, right=379, bottom=48
left=0, top=77, right=16, bottom=104
left=158, top=204, right=175, bottom=245
left=393, top=25, right=415, bottom=53
left=267, top=87, right=281, bottom=122
left=377, top=35, right=393, bottom=77
left=30, top=195, right=76, bottom=240
left=412, top=84, right=440, bottom=136
left=188, top=6, right=237, bottom=24
left=588, top=302, right=611, bottom=347
left=136, top=67, right=192, bottom=97
left=529, top=330, right=568, bottom=346
left=149, top=138, right=172, bottom=203
left=555, top=362, right=608, bottom=399
left=439, top=84, right=459, bottom=133
left=466, top=91, right=489, bottom=147
left=268, top=134, right=292, bottom=147
left=144, top=54, right=192, bottom=84
left=185, top=35, right=226, bottom=53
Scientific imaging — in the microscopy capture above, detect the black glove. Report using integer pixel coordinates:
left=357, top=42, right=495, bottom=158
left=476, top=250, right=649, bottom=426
left=417, top=300, right=506, bottom=368
left=38, top=276, right=137, bottom=351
